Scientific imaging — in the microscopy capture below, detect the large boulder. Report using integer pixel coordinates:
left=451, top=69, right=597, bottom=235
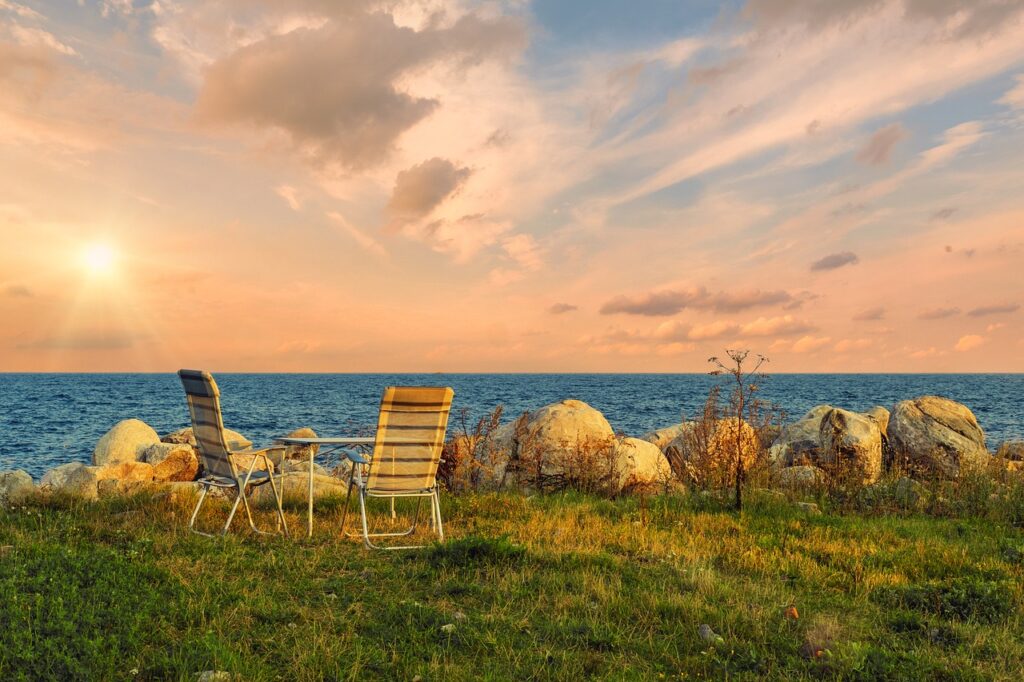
left=161, top=427, right=252, bottom=450
left=889, top=396, right=989, bottom=478
left=96, top=460, right=155, bottom=484
left=251, top=472, right=347, bottom=503
left=818, top=408, right=883, bottom=483
left=614, top=437, right=673, bottom=493
left=641, top=423, right=688, bottom=451
left=864, top=406, right=890, bottom=438
left=665, top=418, right=759, bottom=485
left=279, top=427, right=319, bottom=464
left=40, top=462, right=101, bottom=499
left=0, top=470, right=34, bottom=505
left=93, top=419, right=160, bottom=466
left=140, top=443, right=200, bottom=482
left=768, top=405, right=833, bottom=467
left=491, top=399, right=617, bottom=484
left=997, top=441, right=1024, bottom=461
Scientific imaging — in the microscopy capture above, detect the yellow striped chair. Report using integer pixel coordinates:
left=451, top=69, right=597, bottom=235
left=178, top=369, right=288, bottom=537
left=341, top=386, right=454, bottom=550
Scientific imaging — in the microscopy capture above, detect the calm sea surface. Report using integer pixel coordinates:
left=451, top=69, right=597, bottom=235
left=1, top=373, right=1021, bottom=479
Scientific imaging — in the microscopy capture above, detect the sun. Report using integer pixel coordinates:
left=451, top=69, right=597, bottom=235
left=81, top=243, right=117, bottom=275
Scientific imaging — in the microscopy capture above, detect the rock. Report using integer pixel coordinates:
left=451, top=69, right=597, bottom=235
left=997, top=441, right=1024, bottom=461
left=92, top=419, right=160, bottom=466
left=893, top=476, right=927, bottom=509
left=0, top=470, right=34, bottom=505
left=280, top=426, right=319, bottom=464
left=141, top=443, right=200, bottom=482
left=162, top=427, right=252, bottom=450
left=641, top=423, right=688, bottom=451
left=889, top=396, right=989, bottom=478
left=491, top=399, right=617, bottom=484
left=768, top=405, right=833, bottom=467
left=251, top=472, right=348, bottom=503
left=777, top=465, right=826, bottom=488
left=196, top=672, right=235, bottom=682
left=864, top=406, right=890, bottom=438
left=795, top=502, right=821, bottom=515
left=40, top=462, right=100, bottom=499
left=818, top=408, right=883, bottom=483
left=279, top=459, right=329, bottom=477
left=614, top=437, right=673, bottom=493
left=96, top=460, right=155, bottom=483
left=664, top=418, right=759, bottom=485
left=698, top=624, right=724, bottom=645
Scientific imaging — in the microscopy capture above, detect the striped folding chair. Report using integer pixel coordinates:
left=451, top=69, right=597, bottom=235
left=178, top=370, right=288, bottom=538
left=341, top=386, right=454, bottom=550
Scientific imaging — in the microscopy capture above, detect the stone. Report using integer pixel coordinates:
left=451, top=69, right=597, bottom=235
left=795, top=502, right=821, bottom=515
left=997, top=441, right=1024, bottom=461
left=664, top=418, right=759, bottom=485
left=96, top=460, right=155, bottom=483
left=141, top=443, right=200, bottom=482
left=818, top=408, right=883, bottom=483
left=614, top=437, right=673, bottom=493
left=889, top=396, right=989, bottom=478
left=161, top=427, right=253, bottom=450
left=777, top=465, right=826, bottom=488
left=641, top=423, right=688, bottom=451
left=0, top=470, right=34, bottom=505
left=768, top=405, right=833, bottom=467
left=196, top=672, right=235, bottom=682
left=893, top=476, right=927, bottom=509
left=280, top=426, right=319, bottom=464
left=92, top=419, right=160, bottom=466
left=490, top=399, right=617, bottom=483
left=40, top=462, right=100, bottom=500
left=864, top=406, right=890, bottom=438
left=279, top=459, right=329, bottom=477
left=251, top=472, right=348, bottom=503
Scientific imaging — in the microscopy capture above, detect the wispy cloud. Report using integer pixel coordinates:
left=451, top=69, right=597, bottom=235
left=810, top=252, right=859, bottom=271
left=967, top=303, right=1020, bottom=317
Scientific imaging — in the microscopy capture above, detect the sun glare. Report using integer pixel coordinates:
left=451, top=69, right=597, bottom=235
left=81, top=244, right=116, bottom=275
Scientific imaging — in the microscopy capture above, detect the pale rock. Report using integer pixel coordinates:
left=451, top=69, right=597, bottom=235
left=92, top=419, right=160, bottom=466
left=0, top=470, right=34, bottom=505
left=889, top=396, right=989, bottom=478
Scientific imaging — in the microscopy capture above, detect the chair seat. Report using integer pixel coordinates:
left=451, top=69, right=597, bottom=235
left=200, top=471, right=275, bottom=487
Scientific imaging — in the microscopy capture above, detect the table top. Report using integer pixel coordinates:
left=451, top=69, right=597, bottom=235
left=274, top=436, right=375, bottom=445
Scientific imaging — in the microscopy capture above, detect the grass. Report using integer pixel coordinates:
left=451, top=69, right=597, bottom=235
left=0, top=489, right=1022, bottom=681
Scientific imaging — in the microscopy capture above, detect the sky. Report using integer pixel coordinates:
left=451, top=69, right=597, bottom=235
left=0, top=0, right=1022, bottom=372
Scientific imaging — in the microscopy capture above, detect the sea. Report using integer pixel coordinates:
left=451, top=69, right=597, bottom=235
left=1, top=373, right=1021, bottom=479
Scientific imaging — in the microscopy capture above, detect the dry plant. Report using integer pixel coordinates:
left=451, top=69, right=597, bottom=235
left=507, top=413, right=621, bottom=496
left=438, top=405, right=506, bottom=493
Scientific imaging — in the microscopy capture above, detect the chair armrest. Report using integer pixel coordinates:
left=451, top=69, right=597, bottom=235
left=345, top=451, right=369, bottom=465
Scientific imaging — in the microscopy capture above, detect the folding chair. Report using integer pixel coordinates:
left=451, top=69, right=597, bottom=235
left=341, top=386, right=454, bottom=550
left=178, top=369, right=288, bottom=537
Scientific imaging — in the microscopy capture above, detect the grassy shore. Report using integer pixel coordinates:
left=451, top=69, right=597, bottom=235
left=1, top=489, right=1022, bottom=681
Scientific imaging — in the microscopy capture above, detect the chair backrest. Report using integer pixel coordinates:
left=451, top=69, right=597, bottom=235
left=366, top=386, right=454, bottom=494
left=177, top=369, right=237, bottom=480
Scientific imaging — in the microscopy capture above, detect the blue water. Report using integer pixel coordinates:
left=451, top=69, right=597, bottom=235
left=0, top=374, right=1021, bottom=479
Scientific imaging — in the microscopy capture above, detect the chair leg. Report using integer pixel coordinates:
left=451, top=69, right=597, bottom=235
left=358, top=488, right=374, bottom=550
left=221, top=489, right=244, bottom=535
left=340, top=475, right=355, bottom=537
left=268, top=471, right=289, bottom=538
left=432, top=489, right=445, bottom=542
left=189, top=485, right=212, bottom=537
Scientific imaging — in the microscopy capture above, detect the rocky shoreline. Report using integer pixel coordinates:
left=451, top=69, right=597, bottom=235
left=0, top=394, right=1021, bottom=506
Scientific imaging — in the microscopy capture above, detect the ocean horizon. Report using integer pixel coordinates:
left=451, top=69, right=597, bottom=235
left=3, top=372, right=1021, bottom=479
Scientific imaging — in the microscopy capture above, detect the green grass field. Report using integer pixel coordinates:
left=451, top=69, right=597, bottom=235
left=1, top=489, right=1022, bottom=681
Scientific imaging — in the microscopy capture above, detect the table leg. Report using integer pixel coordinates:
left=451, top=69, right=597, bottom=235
left=308, top=450, right=314, bottom=538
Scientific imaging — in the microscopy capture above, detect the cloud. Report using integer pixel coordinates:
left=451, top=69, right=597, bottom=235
left=739, top=315, right=815, bottom=337
left=599, top=286, right=792, bottom=316
left=275, top=184, right=303, bottom=211
left=967, top=303, right=1020, bottom=317
left=1001, top=73, right=1024, bottom=109
left=501, top=233, right=543, bottom=271
left=0, top=1, right=43, bottom=20
left=791, top=335, right=832, bottom=353
left=653, top=314, right=813, bottom=341
left=834, top=338, right=873, bottom=352
left=810, top=251, right=859, bottom=271
left=918, top=307, right=960, bottom=320
left=930, top=207, right=957, bottom=222
left=855, top=122, right=907, bottom=165
left=954, top=334, right=985, bottom=352
left=852, top=306, right=885, bottom=321
left=386, top=158, right=471, bottom=225
left=3, top=283, right=31, bottom=297
left=987, top=322, right=1006, bottom=332
left=195, top=11, right=525, bottom=170
left=8, top=25, right=77, bottom=57
left=548, top=303, right=578, bottom=315
left=326, top=211, right=387, bottom=258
